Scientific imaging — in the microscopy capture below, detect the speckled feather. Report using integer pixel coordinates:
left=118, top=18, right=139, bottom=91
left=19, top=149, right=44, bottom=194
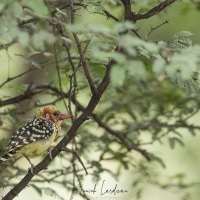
left=5, top=117, right=58, bottom=153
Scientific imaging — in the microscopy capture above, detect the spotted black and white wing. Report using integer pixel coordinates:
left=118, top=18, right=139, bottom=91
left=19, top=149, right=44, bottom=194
left=5, top=117, right=58, bottom=153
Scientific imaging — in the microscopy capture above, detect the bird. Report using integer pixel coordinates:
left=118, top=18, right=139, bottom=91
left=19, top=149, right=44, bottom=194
left=0, top=106, right=71, bottom=173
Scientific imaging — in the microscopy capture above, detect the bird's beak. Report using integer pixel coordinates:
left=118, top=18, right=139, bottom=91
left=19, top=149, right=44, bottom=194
left=58, top=114, right=71, bottom=120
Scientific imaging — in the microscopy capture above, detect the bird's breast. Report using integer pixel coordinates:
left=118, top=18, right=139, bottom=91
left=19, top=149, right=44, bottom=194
left=17, top=132, right=57, bottom=157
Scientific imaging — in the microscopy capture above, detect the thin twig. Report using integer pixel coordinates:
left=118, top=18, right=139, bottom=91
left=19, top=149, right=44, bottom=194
left=145, top=20, right=169, bottom=40
left=131, top=28, right=143, bottom=40
left=70, top=40, right=91, bottom=78
left=135, top=0, right=178, bottom=21
left=72, top=34, right=97, bottom=95
left=102, top=9, right=120, bottom=22
left=0, top=68, right=36, bottom=88
left=61, top=147, right=88, bottom=175
left=69, top=2, right=96, bottom=95
left=52, top=26, right=68, bottom=112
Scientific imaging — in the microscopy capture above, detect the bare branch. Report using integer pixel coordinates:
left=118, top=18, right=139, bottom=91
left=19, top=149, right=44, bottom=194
left=121, top=0, right=177, bottom=22
left=0, top=87, right=40, bottom=107
left=145, top=19, right=169, bottom=40
left=136, top=0, right=178, bottom=21
left=121, top=0, right=132, bottom=20
left=69, top=2, right=97, bottom=95
left=102, top=9, right=120, bottom=22
left=0, top=68, right=36, bottom=88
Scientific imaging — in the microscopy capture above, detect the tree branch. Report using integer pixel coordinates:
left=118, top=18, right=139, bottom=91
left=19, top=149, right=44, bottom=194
left=0, top=68, right=36, bottom=88
left=121, top=0, right=132, bottom=20
left=102, top=9, right=120, bottom=22
left=121, top=0, right=178, bottom=22
left=145, top=19, right=169, bottom=41
left=0, top=86, right=40, bottom=107
left=136, top=0, right=178, bottom=21
left=1, top=44, right=116, bottom=200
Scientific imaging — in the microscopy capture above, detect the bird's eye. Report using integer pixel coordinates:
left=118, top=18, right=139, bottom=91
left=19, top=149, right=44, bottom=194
left=52, top=112, right=59, bottom=117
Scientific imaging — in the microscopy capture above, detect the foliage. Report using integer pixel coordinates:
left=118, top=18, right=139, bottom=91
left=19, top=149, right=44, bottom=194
left=0, top=0, right=200, bottom=200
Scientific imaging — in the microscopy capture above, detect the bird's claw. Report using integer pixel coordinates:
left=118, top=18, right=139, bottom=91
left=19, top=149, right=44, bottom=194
left=48, top=147, right=54, bottom=160
left=29, top=163, right=35, bottom=175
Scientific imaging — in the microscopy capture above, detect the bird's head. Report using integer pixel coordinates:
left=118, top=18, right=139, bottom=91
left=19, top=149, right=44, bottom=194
left=35, top=107, right=71, bottom=124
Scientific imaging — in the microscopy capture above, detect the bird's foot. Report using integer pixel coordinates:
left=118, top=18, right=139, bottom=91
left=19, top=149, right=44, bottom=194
left=28, top=163, right=35, bottom=175
left=23, top=154, right=35, bottom=175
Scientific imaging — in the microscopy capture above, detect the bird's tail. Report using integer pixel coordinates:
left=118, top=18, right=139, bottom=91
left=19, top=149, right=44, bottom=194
left=0, top=151, right=15, bottom=165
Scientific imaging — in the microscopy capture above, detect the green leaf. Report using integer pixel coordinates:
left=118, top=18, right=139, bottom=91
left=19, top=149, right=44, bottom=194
left=32, top=31, right=56, bottom=49
left=188, top=128, right=196, bottom=136
left=31, top=184, right=42, bottom=196
left=110, top=65, right=126, bottom=86
left=151, top=155, right=166, bottom=168
left=113, top=21, right=135, bottom=33
left=173, top=31, right=193, bottom=48
left=153, top=58, right=165, bottom=74
left=127, top=60, right=146, bottom=78
left=27, top=0, right=48, bottom=17
left=169, top=137, right=185, bottom=149
left=17, top=31, right=30, bottom=47
left=111, top=52, right=126, bottom=64
left=43, top=188, right=65, bottom=200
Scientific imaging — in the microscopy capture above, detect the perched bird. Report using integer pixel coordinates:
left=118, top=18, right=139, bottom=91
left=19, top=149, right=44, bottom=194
left=0, top=106, right=71, bottom=172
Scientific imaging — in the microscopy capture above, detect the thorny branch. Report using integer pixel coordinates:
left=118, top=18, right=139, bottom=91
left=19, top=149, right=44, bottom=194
left=145, top=20, right=169, bottom=41
left=72, top=33, right=97, bottom=96
left=0, top=68, right=36, bottom=88
left=121, top=0, right=178, bottom=22
left=69, top=2, right=97, bottom=96
left=135, top=0, right=178, bottom=21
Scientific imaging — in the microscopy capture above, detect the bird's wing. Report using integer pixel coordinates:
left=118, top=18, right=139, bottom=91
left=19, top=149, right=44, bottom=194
left=5, top=117, right=58, bottom=153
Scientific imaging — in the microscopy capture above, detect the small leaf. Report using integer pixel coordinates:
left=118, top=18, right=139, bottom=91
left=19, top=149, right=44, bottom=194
left=151, top=155, right=166, bottom=168
left=31, top=184, right=42, bottom=196
left=188, top=128, right=196, bottom=136
left=169, top=137, right=184, bottom=149
left=27, top=0, right=48, bottom=17
left=153, top=59, right=165, bottom=74
left=173, top=31, right=193, bottom=48
left=17, top=31, right=29, bottom=47
left=110, top=65, right=126, bottom=86
left=128, top=60, right=146, bottom=79
left=113, top=21, right=135, bottom=33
